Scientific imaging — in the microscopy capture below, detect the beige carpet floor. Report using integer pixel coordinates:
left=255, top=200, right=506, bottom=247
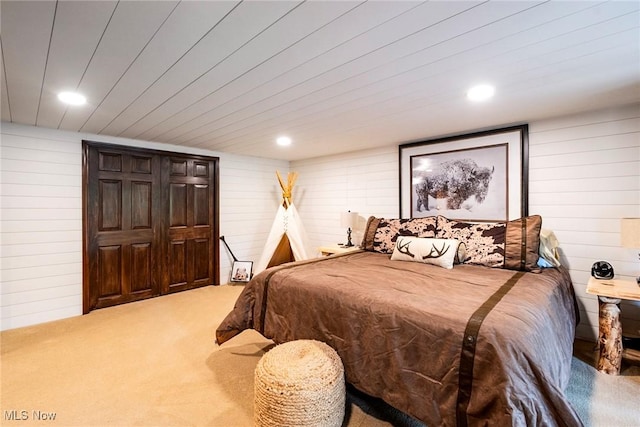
left=1, top=285, right=639, bottom=427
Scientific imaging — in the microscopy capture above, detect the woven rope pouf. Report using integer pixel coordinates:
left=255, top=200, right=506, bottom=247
left=254, top=339, right=345, bottom=427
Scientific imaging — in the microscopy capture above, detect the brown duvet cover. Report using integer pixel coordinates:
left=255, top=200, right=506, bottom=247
left=216, top=251, right=582, bottom=427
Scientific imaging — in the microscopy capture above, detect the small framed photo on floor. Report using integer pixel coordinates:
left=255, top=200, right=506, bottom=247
left=230, top=261, right=253, bottom=283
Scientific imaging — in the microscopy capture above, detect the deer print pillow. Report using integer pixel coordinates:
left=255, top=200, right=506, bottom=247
left=436, top=216, right=506, bottom=267
left=436, top=215, right=542, bottom=271
left=361, top=216, right=437, bottom=254
left=390, top=237, right=465, bottom=269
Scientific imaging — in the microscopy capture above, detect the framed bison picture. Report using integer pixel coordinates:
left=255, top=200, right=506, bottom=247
left=399, top=125, right=528, bottom=222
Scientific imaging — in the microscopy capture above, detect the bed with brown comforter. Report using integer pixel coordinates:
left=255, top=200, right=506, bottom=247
left=216, top=250, right=581, bottom=426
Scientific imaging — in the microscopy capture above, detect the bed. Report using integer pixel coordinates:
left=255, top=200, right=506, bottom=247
left=216, top=215, right=582, bottom=426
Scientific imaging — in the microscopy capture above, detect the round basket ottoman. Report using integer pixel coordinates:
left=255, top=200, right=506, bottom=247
left=254, top=339, right=345, bottom=427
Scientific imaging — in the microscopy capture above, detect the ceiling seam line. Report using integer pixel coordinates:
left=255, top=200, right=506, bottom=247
left=137, top=0, right=370, bottom=142
left=186, top=2, right=626, bottom=147
left=115, top=0, right=308, bottom=138
left=154, top=0, right=430, bottom=145
left=282, top=85, right=640, bottom=146
left=179, top=1, right=496, bottom=147
left=240, top=9, right=640, bottom=148
left=35, top=0, right=58, bottom=127
left=0, top=36, right=13, bottom=122
left=56, top=0, right=120, bottom=130
left=215, top=22, right=639, bottom=146
left=78, top=0, right=182, bottom=133
left=96, top=0, right=245, bottom=135
left=223, top=51, right=632, bottom=150
left=246, top=15, right=640, bottom=147
left=112, top=0, right=302, bottom=136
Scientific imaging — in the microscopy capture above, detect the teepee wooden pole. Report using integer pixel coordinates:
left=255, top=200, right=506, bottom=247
left=276, top=170, right=297, bottom=209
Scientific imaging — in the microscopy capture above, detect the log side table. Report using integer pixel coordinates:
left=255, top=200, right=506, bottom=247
left=586, top=276, right=640, bottom=375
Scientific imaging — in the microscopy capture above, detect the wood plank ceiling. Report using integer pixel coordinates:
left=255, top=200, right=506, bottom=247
left=1, top=1, right=639, bottom=160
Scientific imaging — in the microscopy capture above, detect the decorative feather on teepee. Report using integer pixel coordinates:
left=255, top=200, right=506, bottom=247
left=255, top=171, right=309, bottom=273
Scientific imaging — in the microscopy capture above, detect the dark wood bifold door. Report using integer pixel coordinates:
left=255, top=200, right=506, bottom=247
left=83, top=142, right=219, bottom=313
left=164, top=156, right=216, bottom=294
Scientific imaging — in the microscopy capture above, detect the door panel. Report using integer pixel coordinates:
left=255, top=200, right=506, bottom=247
left=130, top=243, right=152, bottom=293
left=194, top=185, right=209, bottom=226
left=99, top=151, right=122, bottom=171
left=169, top=240, right=187, bottom=286
left=132, top=155, right=151, bottom=174
left=131, top=182, right=152, bottom=229
left=171, top=159, right=187, bottom=176
left=193, top=238, right=210, bottom=281
left=98, top=245, right=122, bottom=297
left=99, top=180, right=122, bottom=231
left=194, top=162, right=208, bottom=177
left=169, top=184, right=187, bottom=227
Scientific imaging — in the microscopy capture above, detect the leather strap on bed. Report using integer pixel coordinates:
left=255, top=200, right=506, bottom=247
left=519, top=215, right=528, bottom=271
left=456, top=270, right=526, bottom=427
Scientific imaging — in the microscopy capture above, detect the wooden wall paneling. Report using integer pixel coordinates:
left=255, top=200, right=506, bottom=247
left=528, top=104, right=640, bottom=340
left=291, top=103, right=639, bottom=341
left=1, top=123, right=277, bottom=330
left=6, top=105, right=635, bottom=332
left=292, top=146, right=399, bottom=255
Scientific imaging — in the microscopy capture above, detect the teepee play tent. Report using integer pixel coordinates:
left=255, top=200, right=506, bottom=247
left=255, top=171, right=309, bottom=273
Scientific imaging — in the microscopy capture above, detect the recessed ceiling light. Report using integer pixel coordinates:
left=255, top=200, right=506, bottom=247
left=466, top=84, right=495, bottom=102
left=57, top=91, right=86, bottom=106
left=276, top=136, right=292, bottom=146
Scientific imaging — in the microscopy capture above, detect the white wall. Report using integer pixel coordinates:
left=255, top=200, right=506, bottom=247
left=528, top=104, right=640, bottom=341
left=292, top=103, right=640, bottom=342
left=293, top=146, right=399, bottom=253
left=0, top=122, right=287, bottom=330
left=3, top=103, right=639, bottom=338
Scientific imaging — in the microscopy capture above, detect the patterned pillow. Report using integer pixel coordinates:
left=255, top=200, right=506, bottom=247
left=361, top=216, right=437, bottom=254
left=436, top=216, right=506, bottom=267
left=436, top=215, right=542, bottom=271
left=390, top=237, right=465, bottom=269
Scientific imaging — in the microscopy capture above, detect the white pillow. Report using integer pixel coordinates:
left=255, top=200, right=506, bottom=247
left=538, top=228, right=561, bottom=267
left=391, top=237, right=465, bottom=269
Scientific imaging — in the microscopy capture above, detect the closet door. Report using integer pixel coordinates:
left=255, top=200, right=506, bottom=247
left=163, top=156, right=217, bottom=293
left=83, top=142, right=219, bottom=314
left=84, top=145, right=162, bottom=312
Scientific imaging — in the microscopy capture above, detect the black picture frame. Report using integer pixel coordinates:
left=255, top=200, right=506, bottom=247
left=399, top=125, right=528, bottom=222
left=230, top=261, right=253, bottom=283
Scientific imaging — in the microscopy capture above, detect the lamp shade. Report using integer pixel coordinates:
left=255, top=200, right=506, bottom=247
left=621, top=218, right=640, bottom=248
left=340, top=211, right=358, bottom=228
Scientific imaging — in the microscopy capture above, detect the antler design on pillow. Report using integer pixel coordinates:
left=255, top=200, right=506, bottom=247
left=423, top=243, right=450, bottom=260
left=396, top=238, right=415, bottom=258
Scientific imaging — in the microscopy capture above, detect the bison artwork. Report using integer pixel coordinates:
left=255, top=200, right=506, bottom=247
left=415, top=158, right=494, bottom=212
